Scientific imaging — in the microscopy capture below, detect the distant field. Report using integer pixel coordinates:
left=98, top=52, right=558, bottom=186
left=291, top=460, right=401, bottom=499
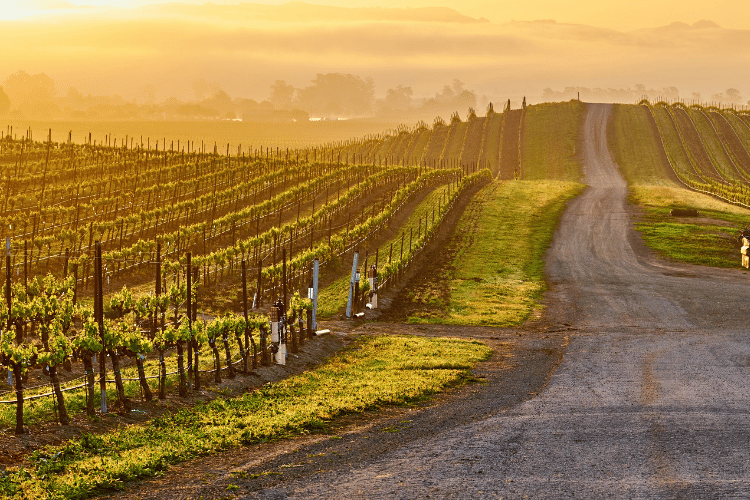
left=521, top=100, right=585, bottom=182
left=3, top=119, right=401, bottom=150
left=608, top=104, right=674, bottom=186
left=608, top=103, right=749, bottom=268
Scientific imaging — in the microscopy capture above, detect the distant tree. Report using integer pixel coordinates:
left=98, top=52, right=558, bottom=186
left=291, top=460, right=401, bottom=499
left=384, top=85, right=413, bottom=111
left=270, top=80, right=295, bottom=110
left=296, top=73, right=375, bottom=116
left=199, top=89, right=233, bottom=115
left=436, top=85, right=454, bottom=102
left=192, top=79, right=220, bottom=101
left=0, top=86, right=9, bottom=115
left=3, top=71, right=55, bottom=102
left=452, top=79, right=465, bottom=95
left=2, top=71, right=58, bottom=117
left=289, top=108, right=309, bottom=122
left=662, top=86, right=680, bottom=99
left=455, top=89, right=476, bottom=110
left=726, top=88, right=742, bottom=103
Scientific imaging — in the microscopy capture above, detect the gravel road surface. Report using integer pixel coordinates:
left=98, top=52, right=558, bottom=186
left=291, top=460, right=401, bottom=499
left=239, top=103, right=750, bottom=499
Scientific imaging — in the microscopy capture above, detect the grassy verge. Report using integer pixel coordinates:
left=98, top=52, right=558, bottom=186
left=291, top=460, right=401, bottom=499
left=521, top=100, right=586, bottom=181
left=408, top=180, right=584, bottom=326
left=1, top=335, right=490, bottom=499
left=630, top=185, right=749, bottom=268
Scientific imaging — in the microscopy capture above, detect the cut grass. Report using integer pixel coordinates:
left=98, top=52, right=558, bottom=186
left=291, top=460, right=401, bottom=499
left=1, top=335, right=491, bottom=499
left=630, top=185, right=749, bottom=268
left=408, top=179, right=584, bottom=326
left=521, top=100, right=586, bottom=181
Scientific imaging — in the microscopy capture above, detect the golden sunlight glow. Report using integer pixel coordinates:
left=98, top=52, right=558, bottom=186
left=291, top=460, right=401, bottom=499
left=1, top=0, right=749, bottom=119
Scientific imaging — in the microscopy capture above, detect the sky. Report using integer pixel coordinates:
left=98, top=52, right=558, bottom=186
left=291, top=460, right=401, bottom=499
left=1, top=0, right=749, bottom=108
left=4, top=0, right=749, bottom=31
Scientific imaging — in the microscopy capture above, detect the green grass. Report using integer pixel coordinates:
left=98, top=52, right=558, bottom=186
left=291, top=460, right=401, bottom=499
left=408, top=179, right=584, bottom=326
left=631, top=185, right=750, bottom=267
left=1, top=335, right=490, bottom=500
left=521, top=100, right=586, bottom=181
left=608, top=104, right=674, bottom=186
left=725, top=112, right=750, bottom=150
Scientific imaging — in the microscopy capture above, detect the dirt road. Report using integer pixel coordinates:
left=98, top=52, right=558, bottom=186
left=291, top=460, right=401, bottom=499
left=233, top=103, right=750, bottom=498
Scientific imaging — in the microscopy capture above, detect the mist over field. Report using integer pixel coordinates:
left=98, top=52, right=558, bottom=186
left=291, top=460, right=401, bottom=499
left=1, top=0, right=749, bottom=130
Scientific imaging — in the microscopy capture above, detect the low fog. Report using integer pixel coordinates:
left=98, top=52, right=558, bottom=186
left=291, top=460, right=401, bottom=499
left=1, top=2, right=749, bottom=122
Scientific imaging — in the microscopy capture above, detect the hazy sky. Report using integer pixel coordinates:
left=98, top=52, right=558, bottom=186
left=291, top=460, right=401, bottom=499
left=2, top=0, right=749, bottom=107
left=6, top=0, right=750, bottom=30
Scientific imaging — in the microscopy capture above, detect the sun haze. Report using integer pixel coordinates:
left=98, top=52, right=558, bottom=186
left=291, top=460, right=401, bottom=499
left=1, top=0, right=749, bottom=124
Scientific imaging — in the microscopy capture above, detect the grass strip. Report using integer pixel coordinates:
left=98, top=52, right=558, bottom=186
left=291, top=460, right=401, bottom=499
left=630, top=185, right=749, bottom=268
left=408, top=179, right=584, bottom=326
left=1, top=335, right=491, bottom=499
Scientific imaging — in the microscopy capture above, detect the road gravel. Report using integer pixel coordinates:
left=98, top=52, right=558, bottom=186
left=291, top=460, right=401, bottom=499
left=239, top=103, right=750, bottom=498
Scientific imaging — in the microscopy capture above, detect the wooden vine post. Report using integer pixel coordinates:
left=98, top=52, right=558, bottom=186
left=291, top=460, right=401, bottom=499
left=95, top=241, right=107, bottom=414
left=188, top=253, right=200, bottom=391
left=156, top=243, right=166, bottom=400
left=7, top=238, right=25, bottom=434
left=242, top=260, right=257, bottom=370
